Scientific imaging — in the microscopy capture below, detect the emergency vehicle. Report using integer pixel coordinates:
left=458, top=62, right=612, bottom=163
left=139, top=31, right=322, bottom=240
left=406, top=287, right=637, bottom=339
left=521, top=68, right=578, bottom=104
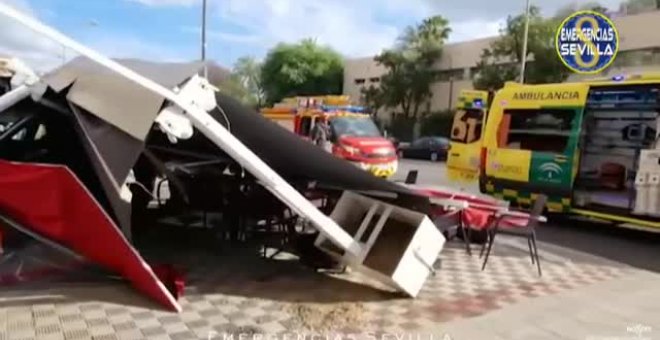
left=447, top=75, right=660, bottom=232
left=262, top=96, right=398, bottom=178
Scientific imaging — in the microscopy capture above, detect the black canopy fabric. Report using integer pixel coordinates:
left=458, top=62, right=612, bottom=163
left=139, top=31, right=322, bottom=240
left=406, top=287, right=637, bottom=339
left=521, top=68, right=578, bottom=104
left=8, top=57, right=424, bottom=234
left=29, top=58, right=231, bottom=231
left=210, top=92, right=419, bottom=199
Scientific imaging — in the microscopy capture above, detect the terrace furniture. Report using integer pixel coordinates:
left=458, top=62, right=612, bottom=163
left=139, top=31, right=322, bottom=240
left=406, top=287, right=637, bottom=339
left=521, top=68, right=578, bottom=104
left=480, top=194, right=547, bottom=276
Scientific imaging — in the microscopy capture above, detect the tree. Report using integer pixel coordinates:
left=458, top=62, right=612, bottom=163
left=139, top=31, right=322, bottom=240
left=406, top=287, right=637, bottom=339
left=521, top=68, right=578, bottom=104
left=473, top=6, right=570, bottom=91
left=375, top=16, right=451, bottom=118
left=216, top=74, right=256, bottom=108
left=554, top=2, right=609, bottom=19
left=360, top=84, right=385, bottom=118
left=620, top=0, right=659, bottom=14
left=233, top=56, right=264, bottom=107
left=260, top=39, right=343, bottom=104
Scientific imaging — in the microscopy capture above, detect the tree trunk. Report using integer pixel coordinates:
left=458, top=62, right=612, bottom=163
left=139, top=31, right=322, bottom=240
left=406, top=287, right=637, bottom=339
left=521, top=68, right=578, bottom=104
left=412, top=101, right=420, bottom=119
left=401, top=98, right=411, bottom=118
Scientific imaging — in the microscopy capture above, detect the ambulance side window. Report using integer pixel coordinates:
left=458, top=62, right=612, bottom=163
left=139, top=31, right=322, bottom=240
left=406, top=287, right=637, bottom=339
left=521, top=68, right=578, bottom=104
left=499, top=109, right=575, bottom=153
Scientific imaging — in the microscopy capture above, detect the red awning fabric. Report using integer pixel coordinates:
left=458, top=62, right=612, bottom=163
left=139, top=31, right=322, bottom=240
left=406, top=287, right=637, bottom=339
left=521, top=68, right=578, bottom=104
left=416, top=187, right=530, bottom=230
left=415, top=188, right=502, bottom=207
left=0, top=160, right=180, bottom=312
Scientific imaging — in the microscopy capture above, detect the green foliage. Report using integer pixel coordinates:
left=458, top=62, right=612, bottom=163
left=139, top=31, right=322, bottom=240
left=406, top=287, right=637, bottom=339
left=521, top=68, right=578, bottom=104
left=260, top=39, right=344, bottom=105
left=360, top=84, right=385, bottom=117
left=374, top=16, right=451, bottom=119
left=622, top=0, right=659, bottom=14
left=388, top=115, right=417, bottom=142
left=420, top=111, right=454, bottom=137
left=473, top=6, right=570, bottom=91
left=216, top=74, right=258, bottom=109
left=553, top=2, right=609, bottom=19
left=233, top=56, right=264, bottom=107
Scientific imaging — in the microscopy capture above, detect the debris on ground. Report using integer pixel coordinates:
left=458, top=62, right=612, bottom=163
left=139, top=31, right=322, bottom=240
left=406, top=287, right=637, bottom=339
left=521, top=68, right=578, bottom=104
left=287, top=302, right=366, bottom=332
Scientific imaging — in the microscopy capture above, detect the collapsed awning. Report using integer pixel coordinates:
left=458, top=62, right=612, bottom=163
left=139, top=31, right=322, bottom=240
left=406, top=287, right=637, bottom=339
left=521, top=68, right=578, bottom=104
left=31, top=57, right=231, bottom=232
left=30, top=57, right=420, bottom=234
left=1, top=55, right=431, bottom=311
left=0, top=1, right=438, bottom=309
left=0, top=160, right=179, bottom=311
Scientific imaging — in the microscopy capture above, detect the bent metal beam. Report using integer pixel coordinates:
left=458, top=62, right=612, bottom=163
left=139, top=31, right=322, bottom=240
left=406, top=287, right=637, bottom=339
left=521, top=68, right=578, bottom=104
left=0, top=3, right=361, bottom=257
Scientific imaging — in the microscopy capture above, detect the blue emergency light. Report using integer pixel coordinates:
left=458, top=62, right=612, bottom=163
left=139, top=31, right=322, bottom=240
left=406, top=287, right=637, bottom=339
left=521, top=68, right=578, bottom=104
left=321, top=105, right=367, bottom=113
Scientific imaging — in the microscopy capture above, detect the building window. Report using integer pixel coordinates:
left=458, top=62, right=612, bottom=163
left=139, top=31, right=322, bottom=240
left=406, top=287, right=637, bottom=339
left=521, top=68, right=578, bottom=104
left=354, top=78, right=366, bottom=85
left=369, top=77, right=380, bottom=83
left=436, top=68, right=465, bottom=82
left=469, top=67, right=481, bottom=79
left=615, top=48, right=660, bottom=68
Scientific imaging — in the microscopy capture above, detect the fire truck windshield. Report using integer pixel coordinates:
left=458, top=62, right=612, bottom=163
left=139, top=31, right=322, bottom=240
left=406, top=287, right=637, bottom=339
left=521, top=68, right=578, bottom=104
left=330, top=116, right=382, bottom=138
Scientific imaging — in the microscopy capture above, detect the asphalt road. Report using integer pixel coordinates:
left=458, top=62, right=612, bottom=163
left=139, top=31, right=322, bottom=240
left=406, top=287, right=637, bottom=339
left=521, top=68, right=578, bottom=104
left=395, top=158, right=660, bottom=273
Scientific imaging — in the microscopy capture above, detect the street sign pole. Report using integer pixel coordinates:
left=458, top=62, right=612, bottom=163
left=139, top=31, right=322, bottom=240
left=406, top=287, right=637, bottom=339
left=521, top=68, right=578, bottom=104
left=520, top=0, right=531, bottom=83
left=201, top=0, right=208, bottom=78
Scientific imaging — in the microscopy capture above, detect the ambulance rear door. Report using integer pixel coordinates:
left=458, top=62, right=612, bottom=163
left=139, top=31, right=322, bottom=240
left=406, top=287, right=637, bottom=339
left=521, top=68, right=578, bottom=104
left=447, top=91, right=490, bottom=182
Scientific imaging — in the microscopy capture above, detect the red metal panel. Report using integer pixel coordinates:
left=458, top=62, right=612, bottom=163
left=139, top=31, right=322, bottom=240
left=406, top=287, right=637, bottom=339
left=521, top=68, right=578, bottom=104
left=0, top=160, right=180, bottom=311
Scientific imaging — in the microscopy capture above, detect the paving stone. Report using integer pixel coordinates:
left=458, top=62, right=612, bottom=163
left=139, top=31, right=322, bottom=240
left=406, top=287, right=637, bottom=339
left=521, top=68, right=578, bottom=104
left=162, top=323, right=187, bottom=334
left=34, top=324, right=61, bottom=336
left=140, top=326, right=166, bottom=337
left=184, top=319, right=208, bottom=329
left=114, top=329, right=143, bottom=340
left=0, top=241, right=642, bottom=339
left=111, top=321, right=136, bottom=332
left=7, top=327, right=35, bottom=340
left=91, top=335, right=118, bottom=340
left=62, top=329, right=90, bottom=340
left=60, top=320, right=87, bottom=332
left=133, top=318, right=160, bottom=329
left=36, top=333, right=65, bottom=340
left=169, top=331, right=197, bottom=340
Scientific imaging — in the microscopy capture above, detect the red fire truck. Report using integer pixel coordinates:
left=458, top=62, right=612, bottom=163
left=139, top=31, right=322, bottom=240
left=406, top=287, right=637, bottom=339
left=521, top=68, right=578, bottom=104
left=262, top=96, right=398, bottom=178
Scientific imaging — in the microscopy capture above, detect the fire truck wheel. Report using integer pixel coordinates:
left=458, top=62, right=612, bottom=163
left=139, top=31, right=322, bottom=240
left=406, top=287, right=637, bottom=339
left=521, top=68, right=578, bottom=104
left=430, top=152, right=438, bottom=162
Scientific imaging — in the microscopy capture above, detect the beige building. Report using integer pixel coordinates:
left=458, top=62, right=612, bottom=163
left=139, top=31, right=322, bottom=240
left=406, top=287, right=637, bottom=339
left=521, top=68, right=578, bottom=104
left=344, top=10, right=660, bottom=120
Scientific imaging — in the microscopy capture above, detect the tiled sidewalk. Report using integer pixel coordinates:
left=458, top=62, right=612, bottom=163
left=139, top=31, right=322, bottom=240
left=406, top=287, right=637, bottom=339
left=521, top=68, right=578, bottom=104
left=439, top=269, right=660, bottom=340
left=0, top=240, right=632, bottom=340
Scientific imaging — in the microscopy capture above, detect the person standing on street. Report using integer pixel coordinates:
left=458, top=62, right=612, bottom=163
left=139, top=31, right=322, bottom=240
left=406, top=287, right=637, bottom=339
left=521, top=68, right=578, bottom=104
left=311, top=116, right=331, bottom=152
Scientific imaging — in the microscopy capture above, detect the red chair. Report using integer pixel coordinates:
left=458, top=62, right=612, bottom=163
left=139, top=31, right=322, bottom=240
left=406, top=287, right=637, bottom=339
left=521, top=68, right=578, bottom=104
left=480, top=194, right=547, bottom=276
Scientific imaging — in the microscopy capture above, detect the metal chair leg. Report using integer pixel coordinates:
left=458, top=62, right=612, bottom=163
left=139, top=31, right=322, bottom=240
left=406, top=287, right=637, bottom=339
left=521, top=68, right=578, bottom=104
left=481, top=229, right=496, bottom=271
left=459, top=215, right=472, bottom=256
left=527, top=237, right=535, bottom=264
left=531, top=232, right=542, bottom=276
left=479, top=230, right=489, bottom=258
left=461, top=226, right=472, bottom=256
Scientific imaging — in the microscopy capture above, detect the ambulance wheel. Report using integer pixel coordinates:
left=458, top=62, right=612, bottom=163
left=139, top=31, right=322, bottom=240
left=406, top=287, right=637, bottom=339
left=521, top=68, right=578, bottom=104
left=430, top=152, right=438, bottom=162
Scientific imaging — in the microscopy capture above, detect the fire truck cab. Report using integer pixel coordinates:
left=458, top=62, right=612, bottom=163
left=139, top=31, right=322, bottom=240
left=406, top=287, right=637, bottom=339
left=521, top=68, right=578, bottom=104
left=262, top=96, right=398, bottom=178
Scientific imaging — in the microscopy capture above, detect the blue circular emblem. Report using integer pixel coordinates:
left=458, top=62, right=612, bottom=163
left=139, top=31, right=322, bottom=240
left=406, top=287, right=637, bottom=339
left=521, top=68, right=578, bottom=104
left=556, top=11, right=619, bottom=74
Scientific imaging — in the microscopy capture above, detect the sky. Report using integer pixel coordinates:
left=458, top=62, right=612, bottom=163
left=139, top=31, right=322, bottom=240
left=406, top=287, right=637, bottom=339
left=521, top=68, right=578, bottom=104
left=1, top=0, right=625, bottom=72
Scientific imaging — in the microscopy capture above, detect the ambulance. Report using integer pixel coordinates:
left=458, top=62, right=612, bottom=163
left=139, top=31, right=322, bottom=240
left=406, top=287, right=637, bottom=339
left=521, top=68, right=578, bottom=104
left=447, top=75, right=660, bottom=232
left=262, top=96, right=398, bottom=178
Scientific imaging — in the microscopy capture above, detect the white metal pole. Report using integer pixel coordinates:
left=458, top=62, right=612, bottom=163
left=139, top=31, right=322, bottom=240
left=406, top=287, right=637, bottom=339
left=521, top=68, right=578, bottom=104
left=0, top=2, right=360, bottom=255
left=201, top=0, right=208, bottom=78
left=519, top=0, right=531, bottom=83
left=0, top=85, right=30, bottom=112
